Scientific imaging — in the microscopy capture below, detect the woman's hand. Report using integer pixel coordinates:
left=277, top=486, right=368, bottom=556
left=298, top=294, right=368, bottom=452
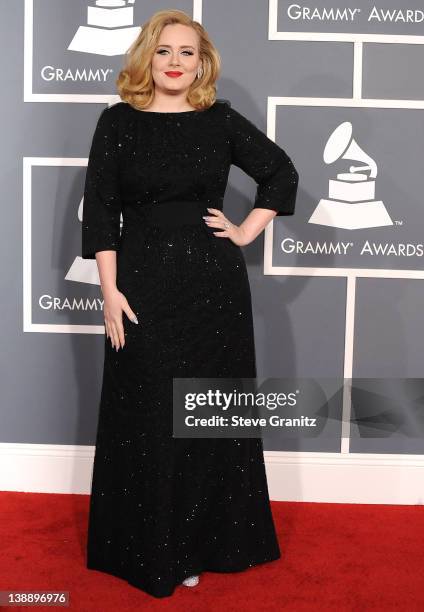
left=203, top=208, right=248, bottom=246
left=102, top=287, right=138, bottom=351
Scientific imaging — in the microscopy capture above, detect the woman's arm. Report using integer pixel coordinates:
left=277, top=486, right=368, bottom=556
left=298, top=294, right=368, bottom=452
left=95, top=250, right=118, bottom=294
left=204, top=101, right=299, bottom=246
left=82, top=107, right=137, bottom=350
left=81, top=107, right=123, bottom=261
left=239, top=207, right=277, bottom=244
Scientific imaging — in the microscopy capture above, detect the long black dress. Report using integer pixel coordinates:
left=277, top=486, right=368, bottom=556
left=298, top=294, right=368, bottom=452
left=81, top=98, right=298, bottom=598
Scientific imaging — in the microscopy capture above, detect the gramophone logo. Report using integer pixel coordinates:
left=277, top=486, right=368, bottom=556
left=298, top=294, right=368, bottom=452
left=68, top=0, right=141, bottom=56
left=308, top=122, right=393, bottom=230
left=65, top=197, right=123, bottom=287
left=25, top=0, right=143, bottom=98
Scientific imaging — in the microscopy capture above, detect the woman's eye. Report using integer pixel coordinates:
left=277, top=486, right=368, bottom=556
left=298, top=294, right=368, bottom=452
left=157, top=50, right=194, bottom=56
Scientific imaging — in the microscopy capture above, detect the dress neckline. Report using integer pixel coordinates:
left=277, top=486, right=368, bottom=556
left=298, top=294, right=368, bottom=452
left=128, top=102, right=215, bottom=115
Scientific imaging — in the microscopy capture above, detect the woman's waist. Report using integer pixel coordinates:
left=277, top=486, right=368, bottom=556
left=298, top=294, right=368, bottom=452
left=122, top=199, right=222, bottom=230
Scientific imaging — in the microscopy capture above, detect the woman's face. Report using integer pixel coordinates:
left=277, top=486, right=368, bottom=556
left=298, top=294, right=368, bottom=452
left=151, top=24, right=200, bottom=94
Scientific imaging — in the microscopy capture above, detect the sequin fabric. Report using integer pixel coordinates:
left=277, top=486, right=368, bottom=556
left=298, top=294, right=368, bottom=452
left=82, top=99, right=299, bottom=598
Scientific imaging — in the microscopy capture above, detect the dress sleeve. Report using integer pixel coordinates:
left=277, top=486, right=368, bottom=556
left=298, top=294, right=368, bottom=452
left=224, top=102, right=299, bottom=216
left=81, top=107, right=123, bottom=259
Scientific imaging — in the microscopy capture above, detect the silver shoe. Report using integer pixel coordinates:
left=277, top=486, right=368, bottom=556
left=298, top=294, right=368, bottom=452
left=182, top=574, right=200, bottom=587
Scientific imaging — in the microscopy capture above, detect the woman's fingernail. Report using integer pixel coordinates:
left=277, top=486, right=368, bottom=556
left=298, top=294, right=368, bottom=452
left=131, top=316, right=138, bottom=324
left=202, top=216, right=209, bottom=219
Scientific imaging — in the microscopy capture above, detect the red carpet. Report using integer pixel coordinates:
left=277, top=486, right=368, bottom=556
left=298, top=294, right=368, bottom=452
left=0, top=492, right=423, bottom=611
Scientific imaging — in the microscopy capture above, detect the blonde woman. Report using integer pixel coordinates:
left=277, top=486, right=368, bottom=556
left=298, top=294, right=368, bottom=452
left=82, top=8, right=298, bottom=599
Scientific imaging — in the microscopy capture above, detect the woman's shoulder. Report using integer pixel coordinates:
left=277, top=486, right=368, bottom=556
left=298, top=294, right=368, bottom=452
left=214, top=98, right=231, bottom=109
left=214, top=98, right=236, bottom=117
left=93, top=101, right=135, bottom=133
left=216, top=98, right=231, bottom=106
left=92, top=101, right=126, bottom=128
left=214, top=98, right=242, bottom=119
left=104, top=100, right=130, bottom=115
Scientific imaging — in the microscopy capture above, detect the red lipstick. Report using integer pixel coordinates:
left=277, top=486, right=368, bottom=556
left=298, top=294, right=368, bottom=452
left=165, top=71, right=183, bottom=77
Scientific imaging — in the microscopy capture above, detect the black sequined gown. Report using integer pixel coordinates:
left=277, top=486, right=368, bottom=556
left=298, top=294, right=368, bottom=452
left=82, top=99, right=298, bottom=598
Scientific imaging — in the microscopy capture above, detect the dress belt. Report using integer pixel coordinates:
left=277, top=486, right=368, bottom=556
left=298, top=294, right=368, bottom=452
left=142, top=200, right=220, bottom=230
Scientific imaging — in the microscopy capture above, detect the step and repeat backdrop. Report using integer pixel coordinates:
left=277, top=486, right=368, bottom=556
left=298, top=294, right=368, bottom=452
left=2, top=1, right=424, bottom=480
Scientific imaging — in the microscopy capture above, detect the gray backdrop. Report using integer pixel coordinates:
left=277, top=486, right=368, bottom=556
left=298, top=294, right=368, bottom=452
left=2, top=0, right=424, bottom=456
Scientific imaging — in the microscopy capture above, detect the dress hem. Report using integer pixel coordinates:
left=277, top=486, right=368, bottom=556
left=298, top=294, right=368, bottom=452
left=86, top=550, right=281, bottom=599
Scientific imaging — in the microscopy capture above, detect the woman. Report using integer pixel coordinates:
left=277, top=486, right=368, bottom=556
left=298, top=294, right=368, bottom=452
left=82, top=8, right=298, bottom=599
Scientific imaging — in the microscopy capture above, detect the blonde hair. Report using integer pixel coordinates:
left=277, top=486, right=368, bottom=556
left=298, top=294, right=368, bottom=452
left=116, top=9, right=221, bottom=111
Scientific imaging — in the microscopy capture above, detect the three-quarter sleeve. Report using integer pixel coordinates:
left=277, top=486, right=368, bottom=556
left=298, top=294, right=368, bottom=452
left=81, top=107, right=123, bottom=259
left=224, top=101, right=299, bottom=216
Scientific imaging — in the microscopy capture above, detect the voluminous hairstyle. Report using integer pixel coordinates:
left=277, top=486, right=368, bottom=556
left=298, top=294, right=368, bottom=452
left=116, top=9, right=221, bottom=111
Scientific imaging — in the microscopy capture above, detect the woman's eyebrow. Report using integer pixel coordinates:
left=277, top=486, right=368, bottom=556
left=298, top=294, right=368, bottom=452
left=156, top=45, right=195, bottom=49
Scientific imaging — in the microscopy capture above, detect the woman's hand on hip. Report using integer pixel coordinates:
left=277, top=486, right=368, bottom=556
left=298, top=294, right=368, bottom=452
left=203, top=208, right=248, bottom=247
